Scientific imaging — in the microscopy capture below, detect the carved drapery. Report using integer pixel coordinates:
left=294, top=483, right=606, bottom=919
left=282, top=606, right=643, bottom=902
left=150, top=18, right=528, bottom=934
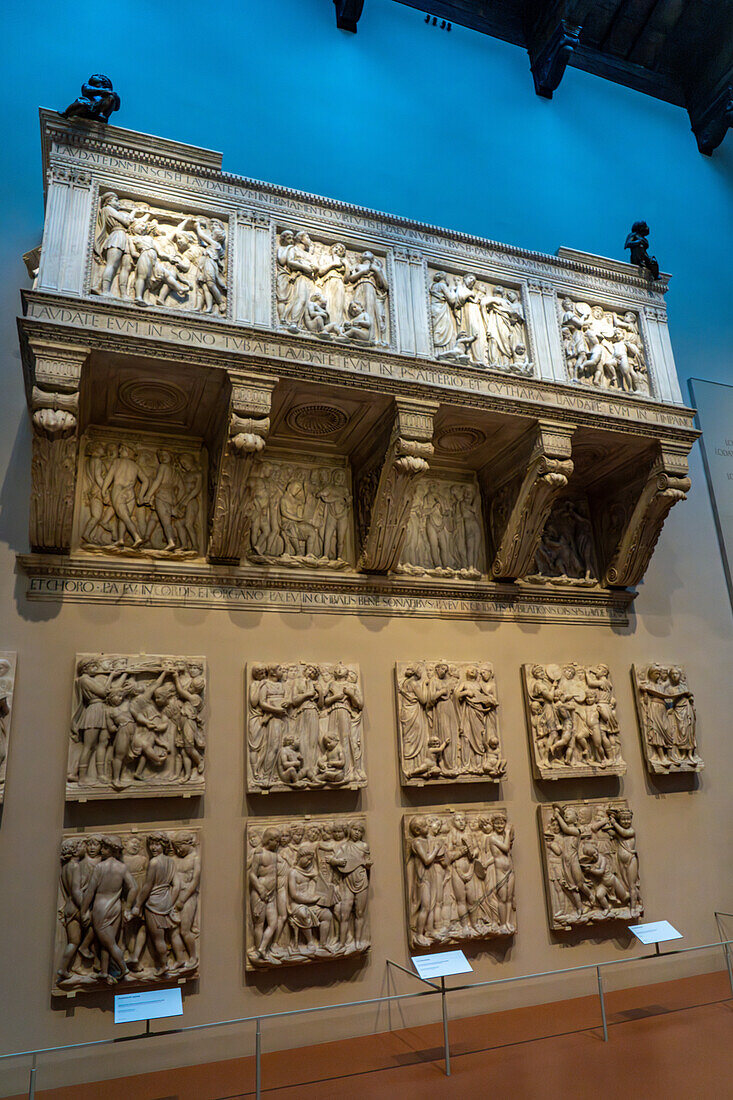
left=355, top=398, right=437, bottom=574
left=488, top=422, right=574, bottom=581
left=207, top=374, right=276, bottom=564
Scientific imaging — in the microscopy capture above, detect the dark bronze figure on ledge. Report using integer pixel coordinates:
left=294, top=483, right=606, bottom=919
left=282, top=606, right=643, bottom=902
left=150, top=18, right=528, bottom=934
left=625, top=221, right=659, bottom=280
left=62, top=75, right=120, bottom=124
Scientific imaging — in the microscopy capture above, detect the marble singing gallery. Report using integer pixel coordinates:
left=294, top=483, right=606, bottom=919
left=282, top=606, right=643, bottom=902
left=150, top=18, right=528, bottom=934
left=0, top=5, right=731, bottom=1096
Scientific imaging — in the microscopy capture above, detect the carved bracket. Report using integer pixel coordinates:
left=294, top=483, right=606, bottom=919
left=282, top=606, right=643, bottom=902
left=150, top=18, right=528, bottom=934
left=207, top=374, right=276, bottom=564
left=488, top=422, right=574, bottom=581
left=529, top=19, right=582, bottom=99
left=356, top=398, right=437, bottom=574
left=690, top=83, right=733, bottom=156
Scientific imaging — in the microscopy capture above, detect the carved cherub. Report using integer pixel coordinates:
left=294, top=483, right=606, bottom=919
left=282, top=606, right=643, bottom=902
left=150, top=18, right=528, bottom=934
left=624, top=221, right=659, bottom=280
left=62, top=75, right=120, bottom=123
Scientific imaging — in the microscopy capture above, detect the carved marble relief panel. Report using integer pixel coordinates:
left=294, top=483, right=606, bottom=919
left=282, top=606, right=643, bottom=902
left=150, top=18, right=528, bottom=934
left=90, top=191, right=228, bottom=315
left=66, top=653, right=207, bottom=801
left=632, top=664, right=703, bottom=774
left=560, top=297, right=650, bottom=395
left=0, top=652, right=17, bottom=803
left=53, top=827, right=201, bottom=995
left=539, top=800, right=643, bottom=931
left=246, top=662, right=366, bottom=793
left=275, top=227, right=391, bottom=347
left=403, top=807, right=516, bottom=951
left=246, top=814, right=371, bottom=970
left=395, top=661, right=505, bottom=785
left=522, top=663, right=626, bottom=780
left=527, top=496, right=599, bottom=586
left=429, top=269, right=531, bottom=374
left=74, top=428, right=206, bottom=560
left=246, top=456, right=354, bottom=569
left=398, top=475, right=486, bottom=578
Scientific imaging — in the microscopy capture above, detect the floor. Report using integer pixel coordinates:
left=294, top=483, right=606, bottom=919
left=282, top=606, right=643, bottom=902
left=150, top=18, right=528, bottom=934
left=8, top=970, right=733, bottom=1099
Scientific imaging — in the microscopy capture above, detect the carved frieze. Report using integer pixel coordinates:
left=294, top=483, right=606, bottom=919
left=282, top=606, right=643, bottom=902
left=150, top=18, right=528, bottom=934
left=276, top=227, right=390, bottom=347
left=632, top=664, right=703, bottom=774
left=398, top=475, right=486, bottom=578
left=75, top=428, right=206, bottom=560
left=403, top=807, right=516, bottom=950
left=91, top=191, right=228, bottom=315
left=539, top=800, right=643, bottom=930
left=246, top=662, right=366, bottom=793
left=395, top=661, right=505, bottom=785
left=429, top=269, right=531, bottom=374
left=522, top=663, right=626, bottom=780
left=0, top=652, right=17, bottom=803
left=560, top=297, right=650, bottom=395
left=527, top=495, right=599, bottom=586
left=66, top=653, right=207, bottom=800
left=53, top=827, right=201, bottom=995
left=246, top=814, right=371, bottom=969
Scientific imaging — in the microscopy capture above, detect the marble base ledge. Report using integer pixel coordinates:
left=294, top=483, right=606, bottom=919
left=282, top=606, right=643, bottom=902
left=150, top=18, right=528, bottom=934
left=16, top=555, right=635, bottom=626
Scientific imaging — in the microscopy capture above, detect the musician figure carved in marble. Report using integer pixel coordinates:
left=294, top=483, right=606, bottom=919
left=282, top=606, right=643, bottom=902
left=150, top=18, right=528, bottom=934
left=428, top=269, right=530, bottom=374
left=529, top=497, right=598, bottom=586
left=632, top=664, right=703, bottom=773
left=247, top=662, right=365, bottom=792
left=0, top=653, right=17, bottom=803
left=561, top=298, right=649, bottom=394
left=398, top=477, right=485, bottom=578
left=246, top=815, right=371, bottom=969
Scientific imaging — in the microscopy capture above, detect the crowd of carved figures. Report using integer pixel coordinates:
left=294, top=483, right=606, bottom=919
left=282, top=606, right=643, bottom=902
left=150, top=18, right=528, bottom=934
left=54, top=829, right=201, bottom=993
left=0, top=652, right=16, bottom=802
left=633, top=664, right=703, bottom=774
left=276, top=229, right=390, bottom=346
left=561, top=299, right=649, bottom=394
left=92, top=192, right=228, bottom=314
left=396, top=662, right=505, bottom=784
left=404, top=809, right=516, bottom=949
left=429, top=270, right=529, bottom=372
left=523, top=663, right=625, bottom=779
left=246, top=816, right=371, bottom=968
left=540, top=802, right=642, bottom=929
left=248, top=460, right=352, bottom=567
left=66, top=655, right=207, bottom=799
left=247, top=663, right=366, bottom=792
left=398, top=478, right=485, bottom=577
left=78, top=434, right=204, bottom=557
left=530, top=497, right=598, bottom=584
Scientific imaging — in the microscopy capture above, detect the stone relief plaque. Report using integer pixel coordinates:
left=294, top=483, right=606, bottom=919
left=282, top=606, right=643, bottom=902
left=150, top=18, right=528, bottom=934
left=429, top=269, right=531, bottom=374
left=527, top=496, right=599, bottom=587
left=66, top=653, right=207, bottom=801
left=0, top=652, right=17, bottom=803
left=246, top=662, right=366, bottom=793
left=246, top=814, right=371, bottom=970
left=75, top=429, right=206, bottom=560
left=247, top=456, right=354, bottom=569
left=397, top=476, right=486, bottom=578
left=632, top=664, right=703, bottom=774
left=538, top=800, right=642, bottom=930
left=402, top=807, right=516, bottom=951
left=53, top=827, right=201, bottom=995
left=395, top=661, right=505, bottom=785
left=91, top=191, right=228, bottom=315
left=560, top=297, right=649, bottom=395
left=276, top=227, right=390, bottom=346
left=522, top=663, right=626, bottom=780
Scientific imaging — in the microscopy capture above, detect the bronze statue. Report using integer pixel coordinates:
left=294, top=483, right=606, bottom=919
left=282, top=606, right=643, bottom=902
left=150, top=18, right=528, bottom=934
left=624, top=221, right=659, bottom=280
left=63, top=75, right=120, bottom=124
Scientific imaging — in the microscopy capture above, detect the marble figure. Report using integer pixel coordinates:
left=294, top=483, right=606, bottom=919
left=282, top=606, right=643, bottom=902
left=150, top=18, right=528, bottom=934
left=529, top=497, right=598, bottom=585
left=632, top=664, right=703, bottom=774
left=429, top=270, right=530, bottom=373
left=398, top=476, right=485, bottom=578
left=561, top=298, right=649, bottom=394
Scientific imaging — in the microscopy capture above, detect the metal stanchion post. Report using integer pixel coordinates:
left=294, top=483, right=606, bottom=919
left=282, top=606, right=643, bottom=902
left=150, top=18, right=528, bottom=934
left=255, top=1017, right=261, bottom=1100
left=724, top=942, right=733, bottom=999
left=27, top=1054, right=37, bottom=1100
left=596, top=966, right=608, bottom=1042
left=440, top=976, right=451, bottom=1076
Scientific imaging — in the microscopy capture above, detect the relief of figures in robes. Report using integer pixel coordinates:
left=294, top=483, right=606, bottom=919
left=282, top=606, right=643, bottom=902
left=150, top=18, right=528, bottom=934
left=247, top=458, right=353, bottom=569
left=403, top=807, right=516, bottom=950
left=66, top=654, right=207, bottom=800
left=397, top=477, right=486, bottom=578
left=522, top=663, right=626, bottom=780
left=246, top=814, right=371, bottom=969
left=53, top=827, right=201, bottom=994
left=429, top=270, right=530, bottom=374
left=527, top=496, right=599, bottom=586
left=76, top=431, right=205, bottom=559
left=91, top=191, right=228, bottom=315
left=561, top=298, right=650, bottom=395
left=247, top=662, right=366, bottom=793
left=395, top=662, right=506, bottom=785
left=632, top=664, right=703, bottom=774
left=539, top=800, right=642, bottom=931
left=0, top=652, right=17, bottom=803
left=276, top=228, right=390, bottom=346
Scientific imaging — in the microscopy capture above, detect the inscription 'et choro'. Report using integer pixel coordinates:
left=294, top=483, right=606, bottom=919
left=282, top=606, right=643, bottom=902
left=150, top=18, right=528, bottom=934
left=632, top=663, right=703, bottom=774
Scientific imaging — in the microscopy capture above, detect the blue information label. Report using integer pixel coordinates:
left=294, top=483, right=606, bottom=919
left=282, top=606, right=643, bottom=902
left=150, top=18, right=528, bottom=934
left=114, top=986, right=183, bottom=1024
left=411, top=950, right=473, bottom=980
left=629, top=920, right=683, bottom=945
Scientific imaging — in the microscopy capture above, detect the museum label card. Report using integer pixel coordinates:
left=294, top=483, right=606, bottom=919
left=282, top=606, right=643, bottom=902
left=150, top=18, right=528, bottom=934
left=114, top=987, right=183, bottom=1024
left=411, top=950, right=473, bottom=979
left=629, top=920, right=683, bottom=945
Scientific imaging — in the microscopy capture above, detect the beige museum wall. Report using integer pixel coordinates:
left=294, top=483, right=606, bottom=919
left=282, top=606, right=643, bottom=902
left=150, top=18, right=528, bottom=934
left=0, top=429, right=732, bottom=1091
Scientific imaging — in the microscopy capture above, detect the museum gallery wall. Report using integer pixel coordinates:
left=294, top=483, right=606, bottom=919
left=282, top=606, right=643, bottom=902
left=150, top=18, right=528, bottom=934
left=0, top=30, right=731, bottom=1096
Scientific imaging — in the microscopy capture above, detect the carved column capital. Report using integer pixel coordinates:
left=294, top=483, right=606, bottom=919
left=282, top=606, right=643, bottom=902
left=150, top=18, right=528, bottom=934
left=28, top=340, right=90, bottom=393
left=488, top=420, right=575, bottom=581
left=356, top=397, right=437, bottom=575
